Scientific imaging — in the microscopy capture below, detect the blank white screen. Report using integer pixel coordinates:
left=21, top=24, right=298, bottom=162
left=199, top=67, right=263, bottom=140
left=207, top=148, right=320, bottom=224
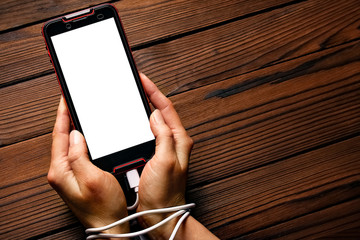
left=51, top=18, right=154, bottom=160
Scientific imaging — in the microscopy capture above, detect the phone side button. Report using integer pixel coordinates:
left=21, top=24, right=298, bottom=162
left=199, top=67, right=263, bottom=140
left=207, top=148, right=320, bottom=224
left=47, top=51, right=53, bottom=64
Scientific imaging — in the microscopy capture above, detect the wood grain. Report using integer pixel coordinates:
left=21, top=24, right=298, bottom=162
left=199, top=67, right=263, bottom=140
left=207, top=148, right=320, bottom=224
left=0, top=135, right=79, bottom=239
left=1, top=41, right=359, bottom=186
left=316, top=227, right=360, bottom=240
left=0, top=0, right=290, bottom=86
left=38, top=225, right=85, bottom=240
left=113, top=0, right=291, bottom=47
left=237, top=199, right=360, bottom=240
left=1, top=16, right=360, bottom=147
left=0, top=0, right=290, bottom=36
left=176, top=41, right=360, bottom=186
left=189, top=136, right=360, bottom=239
left=1, top=0, right=359, bottom=238
left=0, top=75, right=60, bottom=146
left=0, top=41, right=359, bottom=213
left=0, top=0, right=109, bottom=32
left=1, top=134, right=359, bottom=238
left=133, top=0, right=360, bottom=96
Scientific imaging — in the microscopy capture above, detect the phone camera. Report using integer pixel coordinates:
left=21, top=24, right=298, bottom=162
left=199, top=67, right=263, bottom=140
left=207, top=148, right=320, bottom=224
left=97, top=14, right=104, bottom=20
left=65, top=23, right=71, bottom=29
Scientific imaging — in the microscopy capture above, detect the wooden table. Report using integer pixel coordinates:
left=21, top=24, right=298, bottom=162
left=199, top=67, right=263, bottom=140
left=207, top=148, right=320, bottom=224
left=1, top=0, right=360, bottom=239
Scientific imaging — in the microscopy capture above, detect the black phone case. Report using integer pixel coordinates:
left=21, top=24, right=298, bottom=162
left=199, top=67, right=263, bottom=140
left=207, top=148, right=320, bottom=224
left=42, top=4, right=155, bottom=173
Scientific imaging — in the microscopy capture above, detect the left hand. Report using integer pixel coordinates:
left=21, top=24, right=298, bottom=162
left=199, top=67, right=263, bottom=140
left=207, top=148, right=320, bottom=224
left=48, top=96, right=129, bottom=234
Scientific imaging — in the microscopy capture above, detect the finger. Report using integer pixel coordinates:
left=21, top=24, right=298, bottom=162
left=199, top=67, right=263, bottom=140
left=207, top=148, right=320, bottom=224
left=68, top=130, right=96, bottom=175
left=69, top=130, right=106, bottom=187
left=51, top=96, right=71, bottom=163
left=149, top=109, right=178, bottom=171
left=140, top=73, right=192, bottom=167
left=49, top=96, right=73, bottom=191
left=140, top=73, right=183, bottom=129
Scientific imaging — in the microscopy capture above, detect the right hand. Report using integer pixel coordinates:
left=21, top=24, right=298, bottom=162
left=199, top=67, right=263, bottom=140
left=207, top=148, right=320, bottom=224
left=137, top=73, right=193, bottom=238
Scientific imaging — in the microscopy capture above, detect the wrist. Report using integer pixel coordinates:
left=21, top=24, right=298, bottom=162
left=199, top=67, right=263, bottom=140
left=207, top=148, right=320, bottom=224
left=103, top=223, right=130, bottom=235
left=85, top=217, right=130, bottom=240
left=136, top=196, right=186, bottom=240
left=138, top=214, right=219, bottom=240
left=137, top=211, right=179, bottom=240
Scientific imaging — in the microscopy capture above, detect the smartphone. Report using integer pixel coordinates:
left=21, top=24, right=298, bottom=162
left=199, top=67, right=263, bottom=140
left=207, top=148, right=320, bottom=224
left=42, top=4, right=155, bottom=173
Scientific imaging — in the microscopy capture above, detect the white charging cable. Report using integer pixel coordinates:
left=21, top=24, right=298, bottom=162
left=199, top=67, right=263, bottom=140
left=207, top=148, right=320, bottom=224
left=126, top=169, right=140, bottom=210
left=85, top=169, right=195, bottom=239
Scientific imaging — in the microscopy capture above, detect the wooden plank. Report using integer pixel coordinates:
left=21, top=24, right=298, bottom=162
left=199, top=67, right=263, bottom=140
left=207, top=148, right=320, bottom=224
left=0, top=180, right=78, bottom=239
left=236, top=199, right=360, bottom=240
left=0, top=134, right=79, bottom=239
left=1, top=0, right=359, bottom=88
left=0, top=0, right=290, bottom=35
left=134, top=0, right=360, bottom=96
left=0, top=0, right=290, bottom=86
left=0, top=75, right=60, bottom=146
left=189, top=136, right=360, bottom=239
left=1, top=23, right=360, bottom=146
left=176, top=41, right=360, bottom=186
left=38, top=226, right=85, bottom=240
left=0, top=0, right=110, bottom=32
left=1, top=0, right=358, bottom=239
left=1, top=43, right=359, bottom=237
left=316, top=227, right=360, bottom=240
left=37, top=201, right=360, bottom=239
left=0, top=134, right=50, bottom=190
left=1, top=133, right=359, bottom=238
left=113, top=0, right=291, bottom=47
left=1, top=40, right=359, bottom=179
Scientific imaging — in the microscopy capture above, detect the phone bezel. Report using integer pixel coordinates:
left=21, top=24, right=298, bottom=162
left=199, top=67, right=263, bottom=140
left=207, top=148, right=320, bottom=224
left=42, top=4, right=155, bottom=173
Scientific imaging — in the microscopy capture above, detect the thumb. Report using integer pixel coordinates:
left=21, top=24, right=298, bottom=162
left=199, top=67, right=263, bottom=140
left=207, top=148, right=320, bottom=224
left=68, top=130, right=96, bottom=176
left=149, top=109, right=177, bottom=170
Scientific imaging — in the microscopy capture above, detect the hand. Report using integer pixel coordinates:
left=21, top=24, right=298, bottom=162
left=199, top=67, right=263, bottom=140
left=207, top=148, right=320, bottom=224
left=48, top=97, right=129, bottom=235
left=137, top=74, right=194, bottom=238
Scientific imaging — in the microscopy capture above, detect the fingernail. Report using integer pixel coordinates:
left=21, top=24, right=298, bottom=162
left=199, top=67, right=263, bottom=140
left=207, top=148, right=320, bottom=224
left=152, top=109, right=164, bottom=124
left=70, top=130, right=81, bottom=146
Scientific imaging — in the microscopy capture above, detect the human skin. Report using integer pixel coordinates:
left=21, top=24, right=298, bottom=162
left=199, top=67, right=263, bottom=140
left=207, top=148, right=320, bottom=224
left=49, top=74, right=218, bottom=239
left=48, top=96, right=130, bottom=238
left=136, top=73, right=219, bottom=240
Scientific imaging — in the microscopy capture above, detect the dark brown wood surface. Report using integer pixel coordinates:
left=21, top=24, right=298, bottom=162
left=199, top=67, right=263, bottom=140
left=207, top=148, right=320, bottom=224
left=1, top=0, right=359, bottom=239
